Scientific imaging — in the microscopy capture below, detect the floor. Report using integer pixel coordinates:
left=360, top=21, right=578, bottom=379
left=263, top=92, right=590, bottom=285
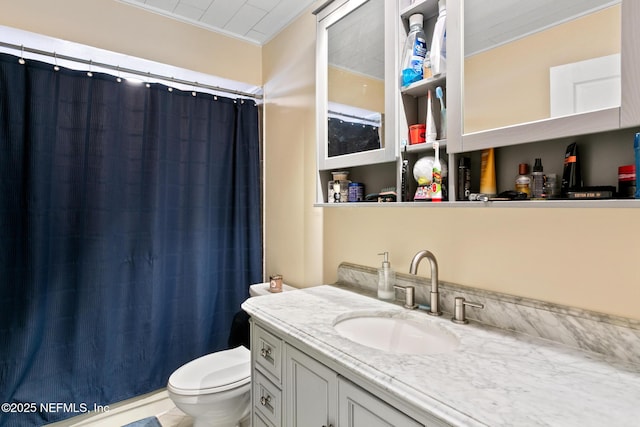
left=45, top=389, right=193, bottom=427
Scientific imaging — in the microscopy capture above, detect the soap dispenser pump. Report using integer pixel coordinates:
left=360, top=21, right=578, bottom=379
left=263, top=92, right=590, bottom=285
left=377, top=252, right=396, bottom=301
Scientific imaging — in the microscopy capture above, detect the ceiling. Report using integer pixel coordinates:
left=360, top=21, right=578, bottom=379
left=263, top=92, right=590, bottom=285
left=118, top=0, right=318, bottom=45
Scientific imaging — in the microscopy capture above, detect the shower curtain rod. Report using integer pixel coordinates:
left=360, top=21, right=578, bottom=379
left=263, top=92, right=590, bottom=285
left=0, top=40, right=263, bottom=100
left=328, top=109, right=381, bottom=125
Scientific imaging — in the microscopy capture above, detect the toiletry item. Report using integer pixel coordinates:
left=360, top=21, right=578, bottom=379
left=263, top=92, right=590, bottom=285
left=544, top=173, right=559, bottom=199
left=401, top=14, right=427, bottom=87
left=531, top=158, right=545, bottom=199
left=435, top=86, right=447, bottom=139
left=413, top=155, right=433, bottom=201
left=635, top=133, right=640, bottom=198
left=566, top=186, right=615, bottom=199
left=561, top=142, right=582, bottom=198
left=425, top=90, right=437, bottom=143
left=348, top=182, right=364, bottom=202
left=401, top=146, right=409, bottom=202
left=457, top=156, right=471, bottom=201
left=331, top=171, right=349, bottom=181
left=269, top=275, right=283, bottom=293
left=430, top=0, right=447, bottom=76
left=514, top=163, right=531, bottom=197
left=328, top=171, right=350, bottom=203
left=432, top=141, right=442, bottom=202
left=409, top=124, right=426, bottom=144
left=479, top=148, right=496, bottom=196
left=377, top=252, right=395, bottom=300
left=617, top=165, right=636, bottom=198
left=469, top=193, right=490, bottom=202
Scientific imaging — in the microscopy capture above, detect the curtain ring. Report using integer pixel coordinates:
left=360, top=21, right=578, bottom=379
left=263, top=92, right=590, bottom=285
left=116, top=66, right=122, bottom=83
left=53, top=52, right=60, bottom=71
left=192, top=82, right=197, bottom=97
left=87, top=60, right=93, bottom=77
left=18, top=45, right=25, bottom=65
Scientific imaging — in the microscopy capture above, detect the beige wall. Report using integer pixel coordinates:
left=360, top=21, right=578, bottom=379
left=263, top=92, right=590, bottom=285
left=0, top=0, right=262, bottom=86
left=464, top=5, right=620, bottom=133
left=262, top=4, right=324, bottom=286
left=328, top=66, right=385, bottom=112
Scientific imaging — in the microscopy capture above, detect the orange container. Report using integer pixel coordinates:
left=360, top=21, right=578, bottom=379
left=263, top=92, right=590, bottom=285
left=409, top=124, right=426, bottom=145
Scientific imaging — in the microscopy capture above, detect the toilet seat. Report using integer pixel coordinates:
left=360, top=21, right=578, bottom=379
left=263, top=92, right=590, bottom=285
left=167, top=346, right=251, bottom=396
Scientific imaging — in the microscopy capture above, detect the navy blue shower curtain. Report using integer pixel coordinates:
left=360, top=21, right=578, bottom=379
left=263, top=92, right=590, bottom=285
left=0, top=52, right=262, bottom=426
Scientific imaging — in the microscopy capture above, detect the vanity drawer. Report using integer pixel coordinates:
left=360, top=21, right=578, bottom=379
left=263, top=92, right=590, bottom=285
left=253, top=369, right=282, bottom=427
left=252, top=323, right=282, bottom=382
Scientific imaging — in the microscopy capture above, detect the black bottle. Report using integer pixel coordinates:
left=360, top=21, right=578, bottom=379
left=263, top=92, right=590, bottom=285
left=457, top=157, right=471, bottom=201
left=561, top=142, right=582, bottom=197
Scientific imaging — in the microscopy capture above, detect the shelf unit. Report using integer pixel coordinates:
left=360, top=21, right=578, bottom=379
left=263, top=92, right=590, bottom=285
left=315, top=0, right=640, bottom=207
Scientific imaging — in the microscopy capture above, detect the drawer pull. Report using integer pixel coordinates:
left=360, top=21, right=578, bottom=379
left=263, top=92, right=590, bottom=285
left=260, top=347, right=272, bottom=358
left=260, top=395, right=272, bottom=406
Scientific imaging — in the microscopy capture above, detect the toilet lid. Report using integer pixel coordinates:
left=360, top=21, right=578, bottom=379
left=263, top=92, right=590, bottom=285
left=167, top=346, right=251, bottom=395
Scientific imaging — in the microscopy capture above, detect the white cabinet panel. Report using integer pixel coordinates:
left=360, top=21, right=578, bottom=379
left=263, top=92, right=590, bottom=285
left=338, top=377, right=423, bottom=427
left=285, top=344, right=338, bottom=427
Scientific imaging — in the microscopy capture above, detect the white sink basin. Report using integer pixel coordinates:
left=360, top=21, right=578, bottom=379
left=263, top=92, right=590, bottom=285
left=333, top=315, right=459, bottom=355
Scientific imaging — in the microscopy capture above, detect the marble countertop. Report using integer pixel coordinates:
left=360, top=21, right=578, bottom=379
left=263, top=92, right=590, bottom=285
left=242, top=285, right=640, bottom=427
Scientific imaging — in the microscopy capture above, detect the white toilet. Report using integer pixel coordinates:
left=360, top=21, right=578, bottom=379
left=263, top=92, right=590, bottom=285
left=167, top=346, right=251, bottom=427
left=167, top=282, right=295, bottom=427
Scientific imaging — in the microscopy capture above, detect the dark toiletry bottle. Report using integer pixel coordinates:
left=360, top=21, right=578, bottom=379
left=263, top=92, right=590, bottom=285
left=514, top=163, right=531, bottom=197
left=531, top=158, right=545, bottom=199
left=457, top=156, right=471, bottom=201
left=562, top=142, right=582, bottom=197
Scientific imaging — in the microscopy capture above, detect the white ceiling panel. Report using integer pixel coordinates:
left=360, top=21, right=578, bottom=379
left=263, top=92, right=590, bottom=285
left=144, top=0, right=179, bottom=12
left=173, top=3, right=205, bottom=20
left=179, top=0, right=213, bottom=8
left=247, top=0, right=280, bottom=10
left=119, top=0, right=317, bottom=45
left=225, top=4, right=267, bottom=37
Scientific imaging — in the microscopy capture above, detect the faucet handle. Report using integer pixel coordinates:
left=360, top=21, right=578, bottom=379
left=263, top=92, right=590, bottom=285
left=393, top=284, right=417, bottom=309
left=452, top=297, right=484, bottom=324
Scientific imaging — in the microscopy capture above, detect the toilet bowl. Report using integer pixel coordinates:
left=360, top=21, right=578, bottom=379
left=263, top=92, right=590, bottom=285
left=167, top=346, right=251, bottom=427
left=168, top=282, right=296, bottom=426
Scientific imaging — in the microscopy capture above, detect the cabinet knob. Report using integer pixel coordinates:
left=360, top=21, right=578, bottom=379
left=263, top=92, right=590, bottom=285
left=260, top=394, right=272, bottom=406
left=260, top=346, right=272, bottom=358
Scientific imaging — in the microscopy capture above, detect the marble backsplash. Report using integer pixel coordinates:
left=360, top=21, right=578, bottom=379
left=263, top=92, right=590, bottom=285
left=336, top=262, right=640, bottom=365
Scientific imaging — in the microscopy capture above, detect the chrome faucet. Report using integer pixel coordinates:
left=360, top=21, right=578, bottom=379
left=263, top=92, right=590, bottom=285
left=409, top=250, right=442, bottom=316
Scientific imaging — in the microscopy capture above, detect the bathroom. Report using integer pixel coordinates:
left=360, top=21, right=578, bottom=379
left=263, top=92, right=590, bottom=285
left=1, top=0, right=639, bottom=426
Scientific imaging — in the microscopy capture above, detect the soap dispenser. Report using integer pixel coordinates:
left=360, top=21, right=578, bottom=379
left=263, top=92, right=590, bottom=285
left=377, top=252, right=396, bottom=300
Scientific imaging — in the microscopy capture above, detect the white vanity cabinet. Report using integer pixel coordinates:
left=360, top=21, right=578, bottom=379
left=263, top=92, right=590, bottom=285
left=251, top=320, right=437, bottom=427
left=285, top=344, right=338, bottom=426
left=338, top=378, right=424, bottom=427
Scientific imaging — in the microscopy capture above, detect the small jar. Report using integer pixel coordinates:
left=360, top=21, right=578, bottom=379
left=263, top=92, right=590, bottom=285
left=544, top=173, right=560, bottom=199
left=348, top=182, right=364, bottom=202
left=618, top=165, right=636, bottom=198
left=269, top=275, right=283, bottom=293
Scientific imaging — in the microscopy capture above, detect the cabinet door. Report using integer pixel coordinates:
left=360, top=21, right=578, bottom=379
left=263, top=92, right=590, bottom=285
left=285, top=344, right=338, bottom=427
left=338, top=377, right=423, bottom=427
